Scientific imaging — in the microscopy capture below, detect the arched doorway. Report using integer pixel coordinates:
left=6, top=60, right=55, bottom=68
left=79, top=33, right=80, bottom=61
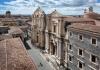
left=50, top=42, right=57, bottom=55
left=53, top=44, right=55, bottom=55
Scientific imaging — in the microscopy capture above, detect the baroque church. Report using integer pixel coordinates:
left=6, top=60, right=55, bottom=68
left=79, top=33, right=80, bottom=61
left=31, top=6, right=99, bottom=69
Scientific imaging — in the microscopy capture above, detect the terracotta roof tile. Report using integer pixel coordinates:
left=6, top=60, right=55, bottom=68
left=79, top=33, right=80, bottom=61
left=0, top=34, right=12, bottom=41
left=0, top=38, right=37, bottom=70
left=9, top=27, right=23, bottom=34
left=85, top=12, right=100, bottom=20
left=68, top=23, right=100, bottom=35
left=64, top=17, right=94, bottom=22
left=1, top=18, right=16, bottom=22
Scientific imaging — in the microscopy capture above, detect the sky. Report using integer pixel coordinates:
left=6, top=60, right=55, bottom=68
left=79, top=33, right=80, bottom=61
left=0, top=0, right=100, bottom=15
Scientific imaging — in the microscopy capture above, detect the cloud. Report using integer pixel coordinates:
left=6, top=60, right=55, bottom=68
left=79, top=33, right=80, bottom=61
left=95, top=3, right=100, bottom=6
left=0, top=0, right=100, bottom=15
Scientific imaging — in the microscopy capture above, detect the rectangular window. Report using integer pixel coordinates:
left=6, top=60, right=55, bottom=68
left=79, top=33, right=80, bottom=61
left=92, top=38, right=96, bottom=45
left=67, top=68, right=71, bottom=70
left=69, top=32, right=72, bottom=36
left=68, top=55, right=72, bottom=61
left=78, top=61, right=83, bottom=69
left=69, top=45, right=72, bottom=50
left=79, top=35, right=83, bottom=40
left=79, top=49, right=83, bottom=56
left=91, top=55, right=96, bottom=63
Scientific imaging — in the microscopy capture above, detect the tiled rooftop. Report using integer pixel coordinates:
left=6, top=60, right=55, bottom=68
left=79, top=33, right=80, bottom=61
left=1, top=18, right=16, bottom=22
left=64, top=17, right=94, bottom=22
left=85, top=12, right=100, bottom=20
left=0, top=34, right=12, bottom=41
left=0, top=38, right=37, bottom=70
left=68, top=23, right=100, bottom=35
left=9, top=26, right=23, bottom=34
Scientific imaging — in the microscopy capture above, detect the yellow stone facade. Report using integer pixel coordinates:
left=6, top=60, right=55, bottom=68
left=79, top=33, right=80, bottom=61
left=31, top=7, right=46, bottom=49
left=31, top=7, right=97, bottom=67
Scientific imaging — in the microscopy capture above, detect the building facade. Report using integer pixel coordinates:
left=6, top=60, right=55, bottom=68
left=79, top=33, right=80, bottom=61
left=1, top=11, right=17, bottom=26
left=67, top=23, right=100, bottom=70
left=31, top=8, right=67, bottom=68
left=31, top=7, right=100, bottom=69
left=45, top=10, right=66, bottom=66
left=31, top=7, right=46, bottom=49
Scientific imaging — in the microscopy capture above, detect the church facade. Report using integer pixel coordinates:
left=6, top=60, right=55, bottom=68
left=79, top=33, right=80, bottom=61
left=31, top=7, right=98, bottom=69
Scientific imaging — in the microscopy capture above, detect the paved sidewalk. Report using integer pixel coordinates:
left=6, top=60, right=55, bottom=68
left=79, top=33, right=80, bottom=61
left=42, top=53, right=65, bottom=70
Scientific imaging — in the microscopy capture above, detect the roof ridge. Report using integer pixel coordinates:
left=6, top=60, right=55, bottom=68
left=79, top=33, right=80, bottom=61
left=5, top=39, right=7, bottom=70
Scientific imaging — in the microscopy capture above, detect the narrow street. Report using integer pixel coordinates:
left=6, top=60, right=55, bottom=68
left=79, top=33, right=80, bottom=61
left=27, top=40, right=54, bottom=70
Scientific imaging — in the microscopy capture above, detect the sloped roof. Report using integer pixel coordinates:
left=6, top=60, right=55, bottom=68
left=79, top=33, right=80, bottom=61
left=95, top=20, right=100, bottom=26
left=68, top=23, right=100, bottom=36
left=64, top=17, right=94, bottom=22
left=0, top=38, right=37, bottom=70
left=1, top=18, right=16, bottom=22
left=0, top=34, right=12, bottom=41
left=19, top=25, right=28, bottom=31
left=85, top=12, right=100, bottom=20
left=9, top=26, right=23, bottom=35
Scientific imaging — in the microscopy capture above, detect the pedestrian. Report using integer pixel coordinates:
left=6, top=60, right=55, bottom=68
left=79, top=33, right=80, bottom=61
left=40, top=62, right=43, bottom=67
